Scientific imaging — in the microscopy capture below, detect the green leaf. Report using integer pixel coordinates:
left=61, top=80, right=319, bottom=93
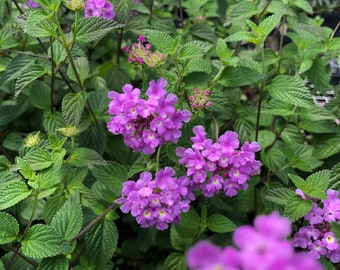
left=305, top=58, right=331, bottom=93
left=62, top=91, right=87, bottom=126
left=306, top=170, right=329, bottom=194
left=216, top=38, right=233, bottom=63
left=78, top=122, right=108, bottom=155
left=225, top=31, right=257, bottom=44
left=179, top=209, right=201, bottom=230
left=15, top=65, right=47, bottom=97
left=190, top=23, right=217, bottom=43
left=67, top=148, right=106, bottom=167
left=170, top=225, right=195, bottom=252
left=264, top=187, right=295, bottom=206
left=3, top=55, right=35, bottom=84
left=90, top=161, right=127, bottom=189
left=84, top=220, right=118, bottom=264
left=0, top=260, right=4, bottom=270
left=48, top=40, right=67, bottom=66
left=258, top=13, right=282, bottom=43
left=290, top=0, right=313, bottom=14
left=24, top=148, right=53, bottom=171
left=50, top=192, right=83, bottom=241
left=0, top=104, right=20, bottom=127
left=288, top=174, right=309, bottom=192
left=280, top=124, right=304, bottom=145
left=43, top=111, right=65, bottom=133
left=283, top=194, right=312, bottom=222
left=67, top=57, right=89, bottom=87
left=266, top=75, right=314, bottom=108
left=2, top=132, right=23, bottom=151
left=37, top=255, right=68, bottom=270
left=22, top=224, right=70, bottom=259
left=262, top=100, right=295, bottom=116
left=16, top=157, right=35, bottom=180
left=0, top=212, right=19, bottom=244
left=163, top=252, right=186, bottom=270
left=177, top=45, right=204, bottom=61
left=331, top=222, right=340, bottom=244
left=144, top=30, right=175, bottom=54
left=257, top=130, right=275, bottom=149
left=207, top=214, right=236, bottom=233
left=75, top=17, right=123, bottom=43
left=184, top=58, right=211, bottom=75
left=0, top=181, right=31, bottom=210
left=285, top=144, right=323, bottom=172
left=219, top=66, right=262, bottom=87
left=29, top=81, right=51, bottom=110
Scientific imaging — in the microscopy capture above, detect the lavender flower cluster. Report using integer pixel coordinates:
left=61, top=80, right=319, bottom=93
left=114, top=167, right=192, bottom=230
left=85, top=0, right=115, bottom=20
left=107, top=78, right=191, bottom=154
left=292, top=189, right=340, bottom=263
left=23, top=0, right=39, bottom=9
left=123, top=36, right=165, bottom=67
left=176, top=125, right=261, bottom=197
left=187, top=212, right=323, bottom=270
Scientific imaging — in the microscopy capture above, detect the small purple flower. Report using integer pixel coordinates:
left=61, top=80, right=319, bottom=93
left=85, top=0, right=115, bottom=20
left=23, top=0, right=39, bottom=9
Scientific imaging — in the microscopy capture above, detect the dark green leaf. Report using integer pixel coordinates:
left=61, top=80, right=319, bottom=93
left=0, top=181, right=31, bottom=210
left=24, top=148, right=53, bottom=171
left=219, top=66, right=262, bottom=87
left=264, top=187, right=295, bottom=206
left=37, top=255, right=68, bottom=270
left=0, top=212, right=19, bottom=244
left=283, top=194, right=312, bottom=222
left=163, top=252, right=187, bottom=270
left=179, top=209, right=200, bottom=230
left=62, top=92, right=87, bottom=126
left=67, top=148, right=106, bottom=167
left=207, top=214, right=236, bottom=233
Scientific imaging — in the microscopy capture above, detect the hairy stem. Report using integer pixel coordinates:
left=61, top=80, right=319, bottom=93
left=255, top=46, right=266, bottom=141
left=3, top=244, right=37, bottom=268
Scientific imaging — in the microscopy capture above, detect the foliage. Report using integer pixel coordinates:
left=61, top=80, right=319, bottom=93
left=0, top=0, right=339, bottom=269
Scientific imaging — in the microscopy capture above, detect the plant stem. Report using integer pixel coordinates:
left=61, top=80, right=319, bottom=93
left=155, top=146, right=161, bottom=172
left=178, top=0, right=184, bottom=27
left=6, top=191, right=39, bottom=270
left=277, top=16, right=286, bottom=74
left=0, top=144, right=14, bottom=164
left=116, top=29, right=123, bottom=65
left=69, top=202, right=117, bottom=244
left=206, top=109, right=219, bottom=141
left=330, top=19, right=340, bottom=40
left=3, top=244, right=37, bottom=268
left=50, top=37, right=55, bottom=114
left=258, top=0, right=273, bottom=21
left=255, top=46, right=266, bottom=141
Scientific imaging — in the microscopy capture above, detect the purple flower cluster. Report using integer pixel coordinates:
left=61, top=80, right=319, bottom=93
left=114, top=167, right=192, bottom=230
left=85, top=0, right=115, bottom=20
left=187, top=212, right=323, bottom=270
left=189, top=88, right=211, bottom=109
left=23, top=0, right=39, bottom=9
left=176, top=125, right=261, bottom=197
left=123, top=36, right=165, bottom=67
left=107, top=78, right=191, bottom=154
left=292, top=189, right=340, bottom=263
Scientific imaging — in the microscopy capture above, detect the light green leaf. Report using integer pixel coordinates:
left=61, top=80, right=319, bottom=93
left=90, top=161, right=127, bottom=190
left=3, top=55, right=35, bottom=84
left=48, top=40, right=67, bottom=66
left=257, top=130, right=275, bottom=149
left=258, top=13, right=282, bottom=43
left=284, top=194, right=312, bottom=222
left=37, top=255, right=68, bottom=270
left=306, top=170, right=329, bottom=194
left=225, top=31, right=257, bottom=44
left=67, top=57, right=89, bottom=87
left=144, top=30, right=175, bottom=54
left=67, top=148, right=106, bottom=167
left=51, top=193, right=83, bottom=241
left=314, top=135, right=340, bottom=160
left=291, top=0, right=313, bottom=14
left=288, top=174, right=309, bottom=192
left=0, top=260, right=4, bottom=270
left=24, top=148, right=53, bottom=171
left=15, top=65, right=47, bottom=97
left=262, top=100, right=295, bottom=116
left=61, top=91, right=87, bottom=126
left=177, top=45, right=204, bottom=61
left=184, top=58, right=211, bottom=75
left=0, top=212, right=19, bottom=244
left=75, top=17, right=124, bottom=43
left=16, top=157, right=35, bottom=180
left=207, top=214, right=236, bottom=233
left=22, top=224, right=70, bottom=259
left=216, top=38, right=233, bottom=63
left=43, top=111, right=65, bottom=133
left=0, top=181, right=31, bottom=210
left=219, top=66, right=262, bottom=87
left=264, top=187, right=295, bottom=206
left=84, top=220, right=118, bottom=264
left=266, top=75, right=314, bottom=108
left=164, top=252, right=186, bottom=270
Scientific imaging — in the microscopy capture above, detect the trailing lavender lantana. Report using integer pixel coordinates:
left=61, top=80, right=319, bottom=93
left=107, top=78, right=191, bottom=154
left=176, top=125, right=261, bottom=197
left=292, top=189, right=340, bottom=263
left=23, top=0, right=39, bottom=9
left=84, top=0, right=115, bottom=20
left=186, top=212, right=323, bottom=270
left=114, top=167, right=192, bottom=230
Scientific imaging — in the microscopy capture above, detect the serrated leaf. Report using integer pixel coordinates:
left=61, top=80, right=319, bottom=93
left=3, top=55, right=35, bottom=84
left=43, top=111, right=65, bottom=133
left=50, top=192, right=83, bottom=241
left=22, top=224, right=70, bottom=259
left=48, top=40, right=67, bottom=66
left=262, top=100, right=295, bottom=116
left=67, top=148, right=106, bottom=167
left=90, top=161, right=127, bottom=189
left=144, top=30, right=175, bottom=54
left=216, top=38, right=233, bottom=63
left=225, top=31, right=257, bottom=43
left=179, top=209, right=200, bottom=230
left=15, top=65, right=47, bottom=97
left=314, top=135, right=340, bottom=160
left=16, top=157, right=35, bottom=180
left=78, top=122, right=108, bottom=155
left=75, top=17, right=123, bottom=43
left=281, top=124, right=304, bottom=145
left=264, top=188, right=295, bottom=206
left=184, top=58, right=211, bottom=75
left=177, top=45, right=204, bottom=61
left=67, top=57, right=89, bottom=87
left=207, top=214, right=236, bottom=233
left=306, top=170, right=329, bottom=194
left=170, top=225, right=194, bottom=252
left=258, top=13, right=282, bottom=43
left=29, top=81, right=51, bottom=110
left=283, top=194, right=312, bottom=222
left=285, top=144, right=323, bottom=171
left=84, top=220, right=118, bottom=264
left=24, top=148, right=53, bottom=171
left=266, top=75, right=314, bottom=108
left=37, top=255, right=68, bottom=270
left=3, top=132, right=23, bottom=151
left=190, top=23, right=217, bottom=43
left=291, top=0, right=313, bottom=14
left=0, top=212, right=19, bottom=244
left=288, top=174, right=309, bottom=192
left=0, top=181, right=31, bottom=210
left=61, top=91, right=87, bottom=125
left=257, top=130, right=275, bottom=149
left=164, top=252, right=186, bottom=270
left=305, top=58, right=331, bottom=93
left=219, top=66, right=262, bottom=87
left=261, top=147, right=287, bottom=172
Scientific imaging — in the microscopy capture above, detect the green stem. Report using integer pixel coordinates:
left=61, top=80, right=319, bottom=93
left=209, top=65, right=226, bottom=86
left=6, top=191, right=39, bottom=270
left=206, top=109, right=219, bottom=141
left=277, top=17, right=286, bottom=74
left=50, top=37, right=55, bottom=114
left=155, top=146, right=161, bottom=173
left=258, top=0, right=273, bottom=21
left=69, top=202, right=117, bottom=244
